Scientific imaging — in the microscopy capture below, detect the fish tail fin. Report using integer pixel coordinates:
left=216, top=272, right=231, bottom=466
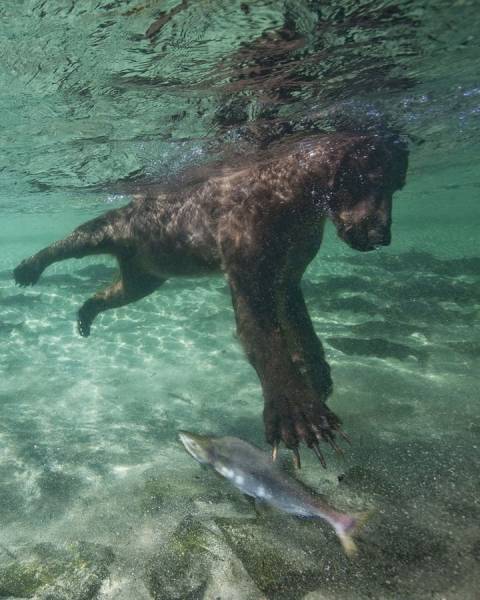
left=334, top=511, right=371, bottom=557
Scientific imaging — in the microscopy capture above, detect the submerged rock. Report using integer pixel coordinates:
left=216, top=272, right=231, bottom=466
left=215, top=516, right=345, bottom=600
left=147, top=507, right=453, bottom=600
left=0, top=541, right=114, bottom=600
left=146, top=517, right=212, bottom=599
left=147, top=510, right=352, bottom=600
left=145, top=516, right=263, bottom=600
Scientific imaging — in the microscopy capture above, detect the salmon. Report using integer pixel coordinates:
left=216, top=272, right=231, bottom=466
left=179, top=431, right=368, bottom=556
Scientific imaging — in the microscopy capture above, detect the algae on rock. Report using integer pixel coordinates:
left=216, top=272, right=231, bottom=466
left=146, top=515, right=263, bottom=600
left=0, top=541, right=114, bottom=600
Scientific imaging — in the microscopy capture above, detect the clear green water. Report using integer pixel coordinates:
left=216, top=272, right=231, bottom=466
left=1, top=2, right=479, bottom=599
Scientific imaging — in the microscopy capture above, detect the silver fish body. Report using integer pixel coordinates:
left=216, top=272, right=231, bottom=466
left=178, top=431, right=367, bottom=555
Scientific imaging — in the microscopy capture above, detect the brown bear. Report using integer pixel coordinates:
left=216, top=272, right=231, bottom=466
left=14, top=132, right=408, bottom=467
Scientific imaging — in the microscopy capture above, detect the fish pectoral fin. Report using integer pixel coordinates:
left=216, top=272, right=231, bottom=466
left=253, top=499, right=271, bottom=518
left=242, top=494, right=269, bottom=518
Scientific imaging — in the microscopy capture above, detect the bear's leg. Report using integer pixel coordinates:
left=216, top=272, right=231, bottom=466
left=13, top=212, right=124, bottom=287
left=77, top=258, right=164, bottom=337
left=226, top=266, right=342, bottom=467
left=281, top=284, right=333, bottom=400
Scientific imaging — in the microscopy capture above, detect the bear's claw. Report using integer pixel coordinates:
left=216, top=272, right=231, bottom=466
left=265, top=393, right=346, bottom=469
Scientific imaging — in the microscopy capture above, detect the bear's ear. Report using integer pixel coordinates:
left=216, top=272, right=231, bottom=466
left=327, top=135, right=372, bottom=195
left=335, top=134, right=408, bottom=195
left=318, top=134, right=368, bottom=191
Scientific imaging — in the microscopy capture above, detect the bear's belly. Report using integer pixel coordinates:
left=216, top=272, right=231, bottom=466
left=135, top=242, right=222, bottom=279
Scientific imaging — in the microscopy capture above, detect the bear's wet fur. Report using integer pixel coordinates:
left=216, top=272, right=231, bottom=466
left=14, top=132, right=408, bottom=463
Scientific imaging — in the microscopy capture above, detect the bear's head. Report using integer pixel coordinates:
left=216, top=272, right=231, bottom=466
left=324, top=135, right=408, bottom=252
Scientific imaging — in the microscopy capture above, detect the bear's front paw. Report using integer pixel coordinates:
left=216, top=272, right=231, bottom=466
left=263, top=390, right=348, bottom=469
left=13, top=259, right=43, bottom=287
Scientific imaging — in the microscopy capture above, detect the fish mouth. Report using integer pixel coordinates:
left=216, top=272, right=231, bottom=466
left=178, top=430, right=212, bottom=464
